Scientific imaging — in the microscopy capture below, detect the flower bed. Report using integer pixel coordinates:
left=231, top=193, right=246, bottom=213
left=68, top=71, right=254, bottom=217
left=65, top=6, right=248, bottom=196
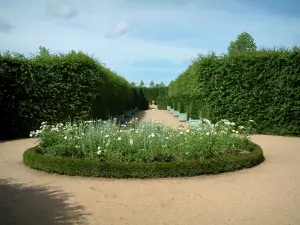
left=23, top=118, right=264, bottom=178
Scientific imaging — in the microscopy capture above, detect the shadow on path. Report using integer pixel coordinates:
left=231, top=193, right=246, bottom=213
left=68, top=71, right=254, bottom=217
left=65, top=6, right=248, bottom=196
left=0, top=179, right=88, bottom=225
left=136, top=110, right=147, bottom=120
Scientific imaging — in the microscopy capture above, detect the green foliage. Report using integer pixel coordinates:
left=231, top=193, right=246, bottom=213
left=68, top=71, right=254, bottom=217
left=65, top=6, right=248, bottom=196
left=23, top=143, right=264, bottom=178
left=142, top=86, right=168, bottom=105
left=24, top=118, right=264, bottom=178
left=150, top=80, right=155, bottom=87
left=157, top=86, right=168, bottom=110
left=0, top=47, right=133, bottom=139
left=139, top=80, right=144, bottom=87
left=30, top=118, right=258, bottom=161
left=189, top=100, right=200, bottom=119
left=173, top=101, right=178, bottom=111
left=228, top=32, right=257, bottom=54
left=168, top=47, right=300, bottom=135
left=179, top=102, right=185, bottom=113
left=135, top=87, right=149, bottom=110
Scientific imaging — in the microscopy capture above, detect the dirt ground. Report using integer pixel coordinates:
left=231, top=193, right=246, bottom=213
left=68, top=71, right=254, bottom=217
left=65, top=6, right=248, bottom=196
left=1, top=108, right=300, bottom=225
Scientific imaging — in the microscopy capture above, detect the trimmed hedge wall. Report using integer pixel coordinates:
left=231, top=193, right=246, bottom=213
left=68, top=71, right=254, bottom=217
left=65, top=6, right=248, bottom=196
left=23, top=143, right=264, bottom=178
left=133, top=87, right=150, bottom=110
left=0, top=48, right=134, bottom=140
left=169, top=49, right=300, bottom=135
left=134, top=86, right=168, bottom=110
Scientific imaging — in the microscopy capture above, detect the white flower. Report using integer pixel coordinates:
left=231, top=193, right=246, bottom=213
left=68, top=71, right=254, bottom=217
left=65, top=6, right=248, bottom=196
left=249, top=120, right=254, bottom=122
left=235, top=131, right=239, bottom=134
left=75, top=145, right=79, bottom=148
left=29, top=131, right=35, bottom=137
left=151, top=133, right=155, bottom=137
left=165, top=137, right=169, bottom=140
left=81, top=133, right=84, bottom=136
left=230, top=122, right=236, bottom=126
left=105, top=135, right=109, bottom=138
left=64, top=136, right=67, bottom=140
left=98, top=146, right=101, bottom=150
left=118, top=137, right=122, bottom=140
left=238, top=126, right=245, bottom=130
left=97, top=149, right=102, bottom=155
left=224, top=121, right=231, bottom=126
left=179, top=131, right=183, bottom=134
left=186, top=129, right=190, bottom=133
left=129, top=139, right=133, bottom=145
left=206, top=132, right=210, bottom=135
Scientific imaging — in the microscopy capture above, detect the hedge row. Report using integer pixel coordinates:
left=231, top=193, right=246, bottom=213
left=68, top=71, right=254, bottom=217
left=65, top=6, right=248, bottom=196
left=0, top=48, right=146, bottom=140
left=169, top=49, right=300, bottom=135
left=141, top=87, right=168, bottom=109
left=23, top=143, right=264, bottom=178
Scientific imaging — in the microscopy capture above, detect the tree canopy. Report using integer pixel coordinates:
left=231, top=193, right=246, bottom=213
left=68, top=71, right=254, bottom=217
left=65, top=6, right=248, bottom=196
left=228, top=32, right=257, bottom=54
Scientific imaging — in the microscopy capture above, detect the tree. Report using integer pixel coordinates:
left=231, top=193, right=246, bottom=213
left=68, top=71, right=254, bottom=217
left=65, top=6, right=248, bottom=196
left=150, top=80, right=155, bottom=87
left=228, top=32, right=257, bottom=54
left=131, top=82, right=136, bottom=86
left=38, top=46, right=51, bottom=57
left=139, top=80, right=144, bottom=87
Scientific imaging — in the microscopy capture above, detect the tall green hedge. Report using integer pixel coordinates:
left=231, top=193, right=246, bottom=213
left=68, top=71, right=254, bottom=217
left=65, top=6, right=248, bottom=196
left=143, top=87, right=168, bottom=102
left=156, top=87, right=168, bottom=110
left=134, top=87, right=150, bottom=110
left=168, top=49, right=300, bottom=135
left=135, top=86, right=168, bottom=109
left=0, top=48, right=133, bottom=139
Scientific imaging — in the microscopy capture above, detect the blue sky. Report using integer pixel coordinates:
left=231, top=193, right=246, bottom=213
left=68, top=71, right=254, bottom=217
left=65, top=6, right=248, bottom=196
left=0, top=0, right=299, bottom=86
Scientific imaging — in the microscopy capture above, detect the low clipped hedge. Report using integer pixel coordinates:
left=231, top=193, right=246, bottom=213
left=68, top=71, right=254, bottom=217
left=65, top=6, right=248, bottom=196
left=23, top=143, right=264, bottom=178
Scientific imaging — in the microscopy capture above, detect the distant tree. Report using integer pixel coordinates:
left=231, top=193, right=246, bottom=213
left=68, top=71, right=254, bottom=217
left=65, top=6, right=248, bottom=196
left=292, top=45, right=300, bottom=52
left=139, top=80, right=145, bottom=87
left=160, top=82, right=165, bottom=87
left=228, top=32, right=257, bottom=54
left=38, top=46, right=51, bottom=57
left=150, top=80, right=155, bottom=87
left=131, top=82, right=136, bottom=86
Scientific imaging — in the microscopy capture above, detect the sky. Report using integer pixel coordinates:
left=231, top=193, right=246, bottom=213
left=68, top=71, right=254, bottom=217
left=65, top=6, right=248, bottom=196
left=0, top=0, right=300, bottom=86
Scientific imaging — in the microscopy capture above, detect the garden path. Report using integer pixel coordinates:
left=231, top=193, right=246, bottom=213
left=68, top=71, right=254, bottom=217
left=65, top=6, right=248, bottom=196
left=1, top=108, right=300, bottom=225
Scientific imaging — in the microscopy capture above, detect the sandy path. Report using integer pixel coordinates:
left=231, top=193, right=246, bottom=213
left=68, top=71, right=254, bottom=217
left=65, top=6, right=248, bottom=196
left=1, top=109, right=300, bottom=225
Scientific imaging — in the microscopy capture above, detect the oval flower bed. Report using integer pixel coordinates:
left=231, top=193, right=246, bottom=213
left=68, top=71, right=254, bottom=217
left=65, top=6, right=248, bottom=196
left=23, top=118, right=264, bottom=178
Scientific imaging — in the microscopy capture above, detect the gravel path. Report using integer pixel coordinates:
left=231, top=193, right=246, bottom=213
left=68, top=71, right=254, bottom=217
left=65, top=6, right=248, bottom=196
left=0, top=109, right=300, bottom=225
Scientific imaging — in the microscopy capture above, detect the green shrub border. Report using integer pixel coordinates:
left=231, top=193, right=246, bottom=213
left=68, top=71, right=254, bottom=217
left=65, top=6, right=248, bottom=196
left=23, top=143, right=264, bottom=179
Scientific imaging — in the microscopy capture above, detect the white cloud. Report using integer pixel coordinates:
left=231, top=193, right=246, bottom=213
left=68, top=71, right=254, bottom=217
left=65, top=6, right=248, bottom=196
left=105, top=21, right=130, bottom=38
left=46, top=4, right=78, bottom=19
